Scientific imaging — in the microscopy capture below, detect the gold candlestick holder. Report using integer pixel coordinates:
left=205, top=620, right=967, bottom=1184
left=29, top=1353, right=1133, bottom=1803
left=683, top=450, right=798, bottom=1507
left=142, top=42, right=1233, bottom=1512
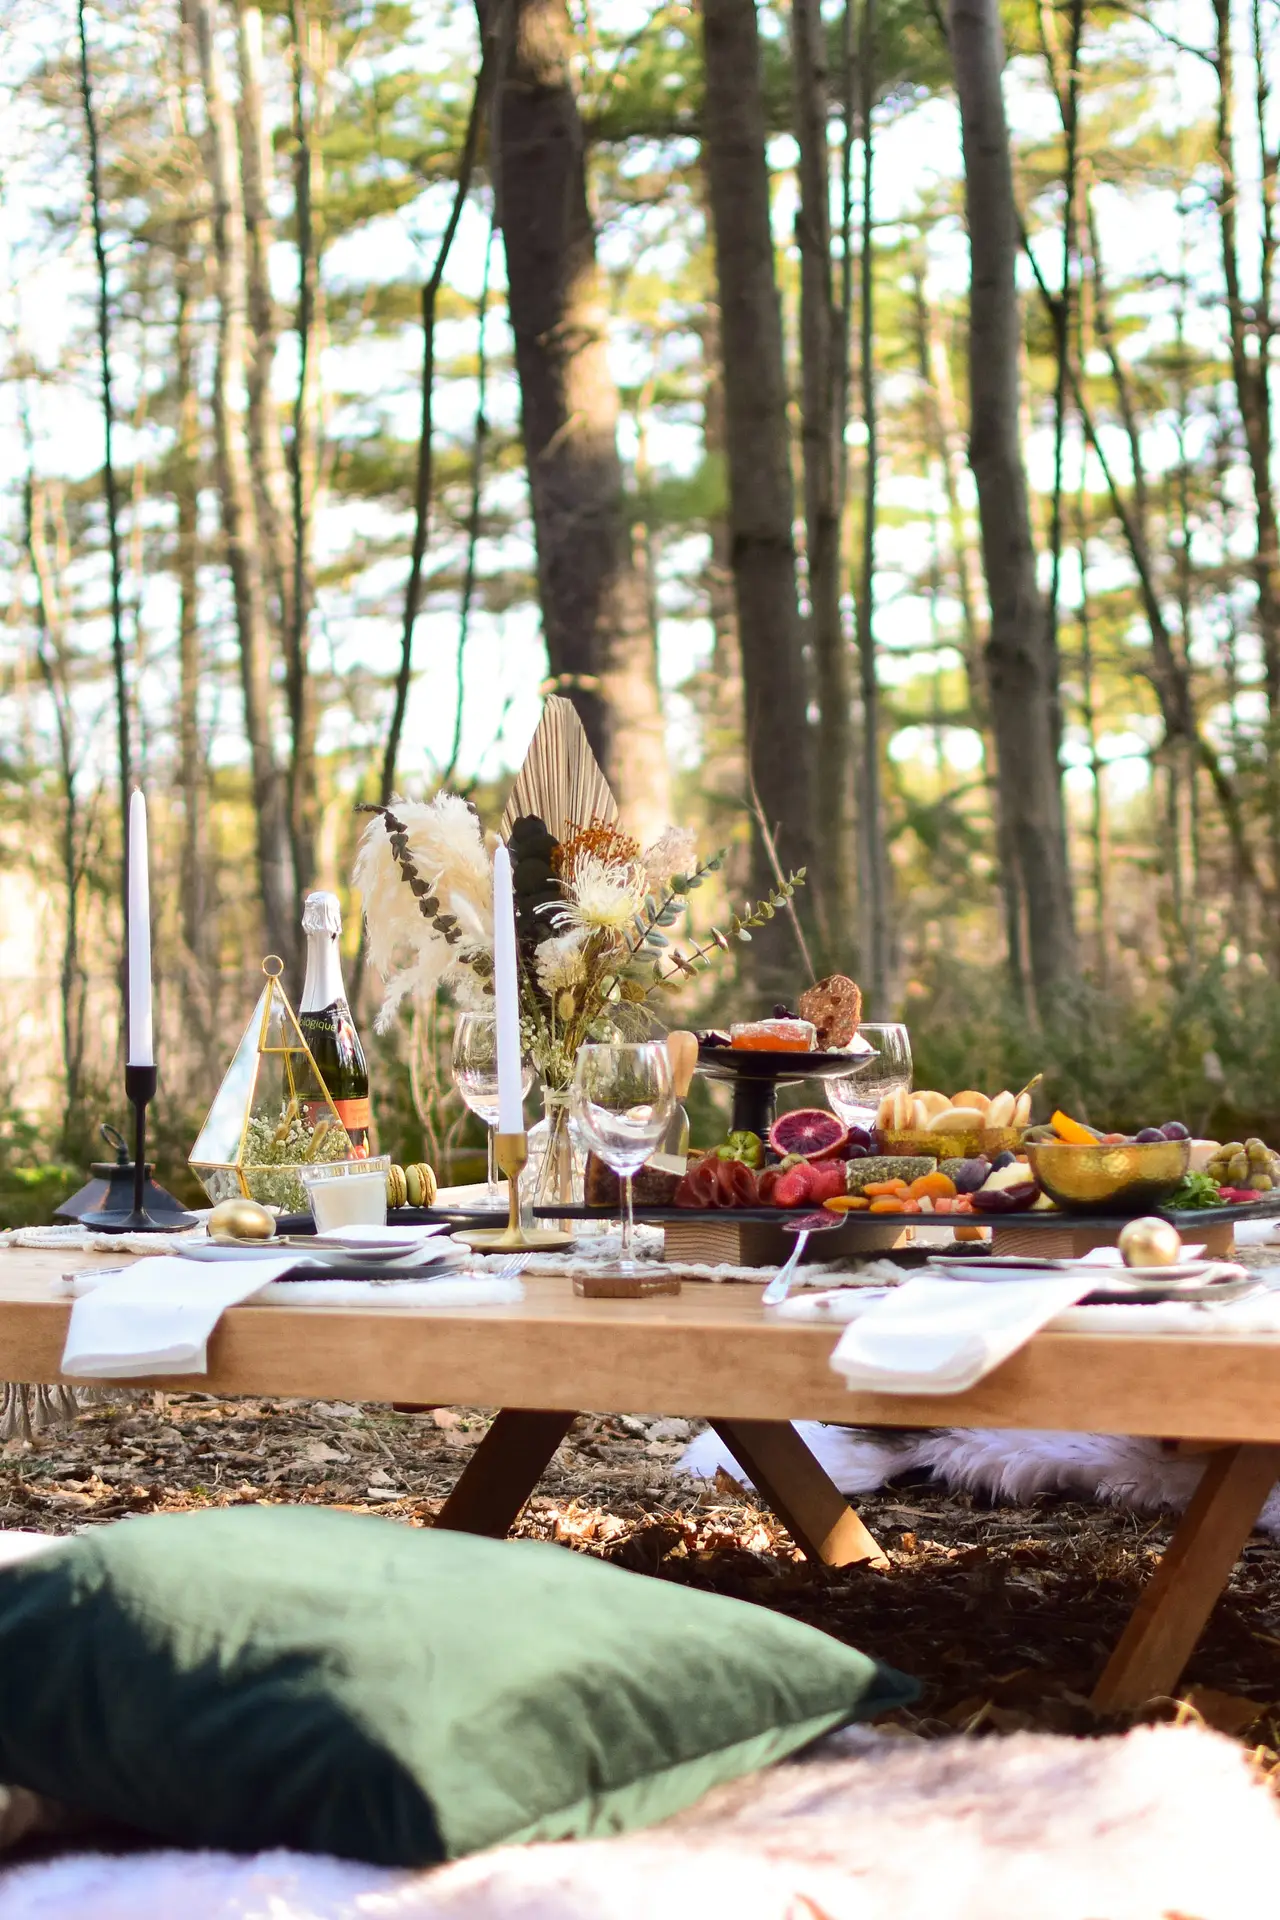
left=453, top=1131, right=574, bottom=1252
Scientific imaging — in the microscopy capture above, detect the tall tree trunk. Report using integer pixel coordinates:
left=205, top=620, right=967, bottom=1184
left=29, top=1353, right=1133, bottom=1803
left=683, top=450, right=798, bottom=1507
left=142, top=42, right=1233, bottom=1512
left=1213, top=0, right=1280, bottom=890
left=75, top=0, right=131, bottom=1017
left=791, top=0, right=853, bottom=961
left=184, top=0, right=297, bottom=972
left=173, top=238, right=211, bottom=973
left=482, top=0, right=671, bottom=847
left=233, top=2, right=294, bottom=641
left=700, top=0, right=815, bottom=987
left=693, top=288, right=747, bottom=853
left=381, top=44, right=492, bottom=805
left=853, top=0, right=893, bottom=1007
left=23, top=443, right=87, bottom=1148
left=949, top=0, right=1077, bottom=1003
left=286, top=0, right=321, bottom=894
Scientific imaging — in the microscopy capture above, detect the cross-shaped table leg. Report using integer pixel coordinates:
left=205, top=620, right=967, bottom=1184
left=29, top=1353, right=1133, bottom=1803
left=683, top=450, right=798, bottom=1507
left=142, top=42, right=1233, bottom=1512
left=1091, top=1441, right=1280, bottom=1712
left=433, top=1410, right=886, bottom=1568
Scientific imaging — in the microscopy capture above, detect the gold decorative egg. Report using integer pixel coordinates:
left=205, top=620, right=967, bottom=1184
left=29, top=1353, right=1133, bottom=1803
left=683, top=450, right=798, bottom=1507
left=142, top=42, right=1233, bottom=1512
left=1118, top=1215, right=1182, bottom=1268
left=406, top=1163, right=437, bottom=1208
left=386, top=1165, right=408, bottom=1209
left=208, top=1198, right=275, bottom=1241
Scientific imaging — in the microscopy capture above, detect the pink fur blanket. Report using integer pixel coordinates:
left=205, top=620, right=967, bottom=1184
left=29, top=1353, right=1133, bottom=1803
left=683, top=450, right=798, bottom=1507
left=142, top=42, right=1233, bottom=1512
left=0, top=1724, right=1274, bottom=1919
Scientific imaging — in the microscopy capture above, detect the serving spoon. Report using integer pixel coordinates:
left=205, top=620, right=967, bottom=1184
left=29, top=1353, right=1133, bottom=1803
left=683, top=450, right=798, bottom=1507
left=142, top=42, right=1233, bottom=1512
left=761, top=1210, right=845, bottom=1306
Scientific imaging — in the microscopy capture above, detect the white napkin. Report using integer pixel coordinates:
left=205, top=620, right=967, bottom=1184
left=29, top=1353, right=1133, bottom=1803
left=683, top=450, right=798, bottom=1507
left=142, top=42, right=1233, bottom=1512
left=829, top=1273, right=1096, bottom=1395
left=60, top=1256, right=295, bottom=1379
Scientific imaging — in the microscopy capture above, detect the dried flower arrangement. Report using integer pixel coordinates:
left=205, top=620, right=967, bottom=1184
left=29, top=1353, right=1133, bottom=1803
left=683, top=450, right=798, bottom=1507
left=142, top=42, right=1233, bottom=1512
left=354, top=700, right=804, bottom=1091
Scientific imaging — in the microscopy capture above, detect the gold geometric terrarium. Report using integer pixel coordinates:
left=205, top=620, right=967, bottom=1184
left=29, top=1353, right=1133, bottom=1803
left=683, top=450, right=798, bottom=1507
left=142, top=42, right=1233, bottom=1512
left=189, top=958, right=352, bottom=1211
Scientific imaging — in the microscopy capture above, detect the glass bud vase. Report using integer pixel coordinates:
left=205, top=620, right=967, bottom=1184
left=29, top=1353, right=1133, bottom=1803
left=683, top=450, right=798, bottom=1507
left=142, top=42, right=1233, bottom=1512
left=527, top=1090, right=588, bottom=1228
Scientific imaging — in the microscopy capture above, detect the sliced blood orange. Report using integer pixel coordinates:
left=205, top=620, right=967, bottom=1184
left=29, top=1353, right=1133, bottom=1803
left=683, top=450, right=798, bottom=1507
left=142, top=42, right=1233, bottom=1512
left=768, top=1108, right=850, bottom=1161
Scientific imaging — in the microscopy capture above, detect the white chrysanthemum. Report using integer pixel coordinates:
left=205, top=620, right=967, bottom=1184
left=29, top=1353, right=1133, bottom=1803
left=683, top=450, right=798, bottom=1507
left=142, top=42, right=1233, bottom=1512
left=534, top=930, right=588, bottom=996
left=556, top=852, right=646, bottom=933
left=643, top=827, right=698, bottom=889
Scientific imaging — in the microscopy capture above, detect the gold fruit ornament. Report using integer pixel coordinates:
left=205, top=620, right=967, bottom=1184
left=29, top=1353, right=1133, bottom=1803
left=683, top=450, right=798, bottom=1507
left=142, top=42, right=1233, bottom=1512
left=208, top=1197, right=276, bottom=1241
left=1118, top=1215, right=1182, bottom=1268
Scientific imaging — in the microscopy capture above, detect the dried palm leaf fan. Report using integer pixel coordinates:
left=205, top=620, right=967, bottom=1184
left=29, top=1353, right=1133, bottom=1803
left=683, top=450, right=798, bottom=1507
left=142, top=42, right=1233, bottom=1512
left=500, top=696, right=618, bottom=846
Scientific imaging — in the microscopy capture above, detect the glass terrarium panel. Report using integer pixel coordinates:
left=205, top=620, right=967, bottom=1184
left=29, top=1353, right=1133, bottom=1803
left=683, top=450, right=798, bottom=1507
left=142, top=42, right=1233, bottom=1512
left=190, top=970, right=353, bottom=1211
left=188, top=985, right=266, bottom=1168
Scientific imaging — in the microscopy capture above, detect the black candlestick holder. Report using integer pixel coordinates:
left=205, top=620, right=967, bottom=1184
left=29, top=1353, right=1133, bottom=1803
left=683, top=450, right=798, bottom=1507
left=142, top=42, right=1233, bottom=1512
left=81, top=1064, right=198, bottom=1234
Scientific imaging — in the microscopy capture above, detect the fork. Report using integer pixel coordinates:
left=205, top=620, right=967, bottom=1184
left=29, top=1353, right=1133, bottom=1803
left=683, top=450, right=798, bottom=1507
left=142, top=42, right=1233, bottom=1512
left=492, top=1252, right=533, bottom=1282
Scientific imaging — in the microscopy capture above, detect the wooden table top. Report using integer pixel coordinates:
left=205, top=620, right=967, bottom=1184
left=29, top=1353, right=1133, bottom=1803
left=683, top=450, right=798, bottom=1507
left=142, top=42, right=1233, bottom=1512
left=2, top=1246, right=1279, bottom=1441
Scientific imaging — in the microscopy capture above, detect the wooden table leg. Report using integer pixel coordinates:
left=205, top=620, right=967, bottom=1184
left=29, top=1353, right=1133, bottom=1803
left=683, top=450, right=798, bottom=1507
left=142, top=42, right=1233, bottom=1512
left=433, top=1409, right=579, bottom=1538
left=711, top=1419, right=888, bottom=1570
left=1091, top=1442, right=1280, bottom=1713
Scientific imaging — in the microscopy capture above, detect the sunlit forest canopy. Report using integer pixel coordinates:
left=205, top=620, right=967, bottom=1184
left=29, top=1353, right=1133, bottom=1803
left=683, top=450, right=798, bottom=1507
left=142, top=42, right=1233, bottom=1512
left=1, top=0, right=1278, bottom=1195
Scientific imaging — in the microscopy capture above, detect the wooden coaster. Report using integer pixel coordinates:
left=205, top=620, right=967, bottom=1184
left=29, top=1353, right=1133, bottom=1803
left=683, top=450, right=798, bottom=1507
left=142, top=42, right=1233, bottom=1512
left=573, top=1270, right=681, bottom=1299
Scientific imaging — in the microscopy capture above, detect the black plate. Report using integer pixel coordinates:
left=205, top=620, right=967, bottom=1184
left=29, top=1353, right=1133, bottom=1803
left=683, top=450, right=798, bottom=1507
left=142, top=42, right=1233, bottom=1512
left=696, top=1044, right=872, bottom=1087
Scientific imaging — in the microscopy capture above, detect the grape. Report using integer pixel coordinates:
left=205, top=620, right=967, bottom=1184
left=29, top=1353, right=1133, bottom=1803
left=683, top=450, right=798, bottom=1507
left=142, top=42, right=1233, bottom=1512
left=1135, top=1128, right=1167, bottom=1143
left=847, top=1126, right=874, bottom=1152
left=1160, top=1121, right=1190, bottom=1140
left=990, top=1149, right=1017, bottom=1170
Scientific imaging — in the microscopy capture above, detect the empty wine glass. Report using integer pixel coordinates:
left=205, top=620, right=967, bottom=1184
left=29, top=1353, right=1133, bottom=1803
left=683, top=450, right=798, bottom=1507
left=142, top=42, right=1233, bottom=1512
left=571, top=1043, right=674, bottom=1271
left=451, top=1013, right=533, bottom=1208
left=827, top=1022, right=913, bottom=1134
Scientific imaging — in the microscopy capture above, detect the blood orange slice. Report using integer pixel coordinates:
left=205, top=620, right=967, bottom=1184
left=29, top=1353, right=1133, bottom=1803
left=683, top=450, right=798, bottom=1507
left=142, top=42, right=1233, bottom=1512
left=768, top=1109, right=850, bottom=1162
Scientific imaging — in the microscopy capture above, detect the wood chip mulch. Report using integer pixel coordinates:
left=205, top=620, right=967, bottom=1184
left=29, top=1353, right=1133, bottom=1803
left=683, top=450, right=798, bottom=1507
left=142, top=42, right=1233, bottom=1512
left=5, top=1397, right=1280, bottom=1769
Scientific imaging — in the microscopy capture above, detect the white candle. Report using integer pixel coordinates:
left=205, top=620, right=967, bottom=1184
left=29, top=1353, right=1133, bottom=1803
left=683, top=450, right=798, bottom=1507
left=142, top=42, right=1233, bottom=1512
left=491, top=843, right=524, bottom=1133
left=127, top=788, right=154, bottom=1067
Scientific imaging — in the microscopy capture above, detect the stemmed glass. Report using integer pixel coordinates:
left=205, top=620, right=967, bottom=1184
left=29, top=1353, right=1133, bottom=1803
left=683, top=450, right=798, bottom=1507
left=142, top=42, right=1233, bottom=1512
left=571, top=1043, right=674, bottom=1271
left=826, top=1022, right=913, bottom=1133
left=451, top=1012, right=534, bottom=1209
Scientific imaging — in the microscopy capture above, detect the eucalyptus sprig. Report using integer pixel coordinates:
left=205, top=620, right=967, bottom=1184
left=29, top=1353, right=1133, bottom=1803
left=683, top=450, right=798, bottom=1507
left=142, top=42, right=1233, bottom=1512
left=648, top=868, right=806, bottom=989
left=621, top=849, right=727, bottom=963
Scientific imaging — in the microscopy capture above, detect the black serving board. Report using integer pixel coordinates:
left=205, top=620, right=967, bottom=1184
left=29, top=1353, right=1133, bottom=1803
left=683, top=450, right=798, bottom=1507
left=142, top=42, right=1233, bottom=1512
left=275, top=1193, right=1280, bottom=1239
left=977, top=1197, right=1280, bottom=1230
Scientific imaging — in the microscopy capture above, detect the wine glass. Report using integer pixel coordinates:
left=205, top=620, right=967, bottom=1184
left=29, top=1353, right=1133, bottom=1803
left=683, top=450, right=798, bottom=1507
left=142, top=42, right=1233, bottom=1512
left=827, top=1022, right=913, bottom=1134
left=571, top=1043, right=674, bottom=1270
left=451, top=1013, right=534, bottom=1208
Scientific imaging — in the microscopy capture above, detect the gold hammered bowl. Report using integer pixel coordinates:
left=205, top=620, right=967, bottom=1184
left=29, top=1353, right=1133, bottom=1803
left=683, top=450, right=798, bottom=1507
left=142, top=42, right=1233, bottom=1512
left=1025, top=1138, right=1190, bottom=1214
left=876, top=1126, right=1025, bottom=1163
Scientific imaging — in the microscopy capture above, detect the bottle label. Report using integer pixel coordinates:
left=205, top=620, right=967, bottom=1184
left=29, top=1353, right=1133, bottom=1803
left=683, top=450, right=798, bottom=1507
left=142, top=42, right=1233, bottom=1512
left=304, top=1097, right=372, bottom=1155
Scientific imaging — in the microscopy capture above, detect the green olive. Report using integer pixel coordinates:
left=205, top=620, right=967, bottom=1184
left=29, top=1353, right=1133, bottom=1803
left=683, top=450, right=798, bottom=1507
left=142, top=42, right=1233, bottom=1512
left=1253, top=1175, right=1274, bottom=1191
left=1228, top=1154, right=1250, bottom=1182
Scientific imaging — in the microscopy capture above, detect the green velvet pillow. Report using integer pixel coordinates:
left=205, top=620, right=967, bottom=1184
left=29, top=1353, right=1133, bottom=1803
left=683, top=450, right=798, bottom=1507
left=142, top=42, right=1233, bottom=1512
left=0, top=1506, right=914, bottom=1865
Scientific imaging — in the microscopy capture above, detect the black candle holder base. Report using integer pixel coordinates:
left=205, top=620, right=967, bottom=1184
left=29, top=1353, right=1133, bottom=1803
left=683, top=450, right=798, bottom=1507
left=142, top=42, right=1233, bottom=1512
left=79, top=1205, right=197, bottom=1234
left=78, top=1064, right=198, bottom=1236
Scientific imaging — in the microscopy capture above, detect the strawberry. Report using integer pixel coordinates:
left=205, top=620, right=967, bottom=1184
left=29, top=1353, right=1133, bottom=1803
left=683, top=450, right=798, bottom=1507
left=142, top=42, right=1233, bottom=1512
left=805, top=1161, right=847, bottom=1204
left=772, top=1163, right=816, bottom=1208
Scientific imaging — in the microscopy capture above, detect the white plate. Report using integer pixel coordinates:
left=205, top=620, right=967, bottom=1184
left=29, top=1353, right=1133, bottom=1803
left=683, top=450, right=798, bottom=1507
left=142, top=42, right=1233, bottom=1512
left=182, top=1239, right=452, bottom=1268
left=306, top=1225, right=450, bottom=1249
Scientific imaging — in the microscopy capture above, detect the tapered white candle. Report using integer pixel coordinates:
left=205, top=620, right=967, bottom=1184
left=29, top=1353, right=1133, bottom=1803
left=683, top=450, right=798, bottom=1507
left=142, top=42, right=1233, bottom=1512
left=491, top=843, right=524, bottom=1133
left=127, top=788, right=154, bottom=1068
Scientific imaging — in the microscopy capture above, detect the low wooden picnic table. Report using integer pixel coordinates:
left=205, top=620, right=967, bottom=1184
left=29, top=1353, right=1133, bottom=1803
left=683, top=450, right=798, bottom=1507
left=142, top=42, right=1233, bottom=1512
left=2, top=1245, right=1278, bottom=1713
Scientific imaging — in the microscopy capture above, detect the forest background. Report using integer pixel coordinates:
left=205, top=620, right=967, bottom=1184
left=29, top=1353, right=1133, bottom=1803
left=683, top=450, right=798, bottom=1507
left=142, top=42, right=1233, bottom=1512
left=0, top=0, right=1278, bottom=1216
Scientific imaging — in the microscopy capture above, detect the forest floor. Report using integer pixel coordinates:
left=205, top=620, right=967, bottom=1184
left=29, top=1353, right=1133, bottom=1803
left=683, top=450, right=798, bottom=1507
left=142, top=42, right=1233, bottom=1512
left=4, top=1396, right=1280, bottom=1766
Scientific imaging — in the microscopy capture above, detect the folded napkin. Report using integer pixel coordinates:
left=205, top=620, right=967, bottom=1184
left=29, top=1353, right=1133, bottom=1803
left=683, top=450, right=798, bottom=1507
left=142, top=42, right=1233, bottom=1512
left=829, top=1273, right=1096, bottom=1395
left=61, top=1257, right=296, bottom=1380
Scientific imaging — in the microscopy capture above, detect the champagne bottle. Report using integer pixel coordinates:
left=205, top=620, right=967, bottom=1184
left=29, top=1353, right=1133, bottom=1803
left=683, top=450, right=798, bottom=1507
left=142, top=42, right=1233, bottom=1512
left=298, top=892, right=372, bottom=1155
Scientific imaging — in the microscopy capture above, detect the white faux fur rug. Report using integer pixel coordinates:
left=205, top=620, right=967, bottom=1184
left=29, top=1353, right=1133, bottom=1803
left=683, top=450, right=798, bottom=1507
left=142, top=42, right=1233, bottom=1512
left=0, top=1725, right=1273, bottom=1918
left=679, top=1421, right=1280, bottom=1533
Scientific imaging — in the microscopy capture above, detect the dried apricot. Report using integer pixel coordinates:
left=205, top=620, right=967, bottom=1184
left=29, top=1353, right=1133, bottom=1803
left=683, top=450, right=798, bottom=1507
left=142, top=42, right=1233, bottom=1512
left=908, top=1171, right=957, bottom=1200
left=868, top=1197, right=907, bottom=1214
left=864, top=1179, right=909, bottom=1196
left=823, top=1194, right=870, bottom=1212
